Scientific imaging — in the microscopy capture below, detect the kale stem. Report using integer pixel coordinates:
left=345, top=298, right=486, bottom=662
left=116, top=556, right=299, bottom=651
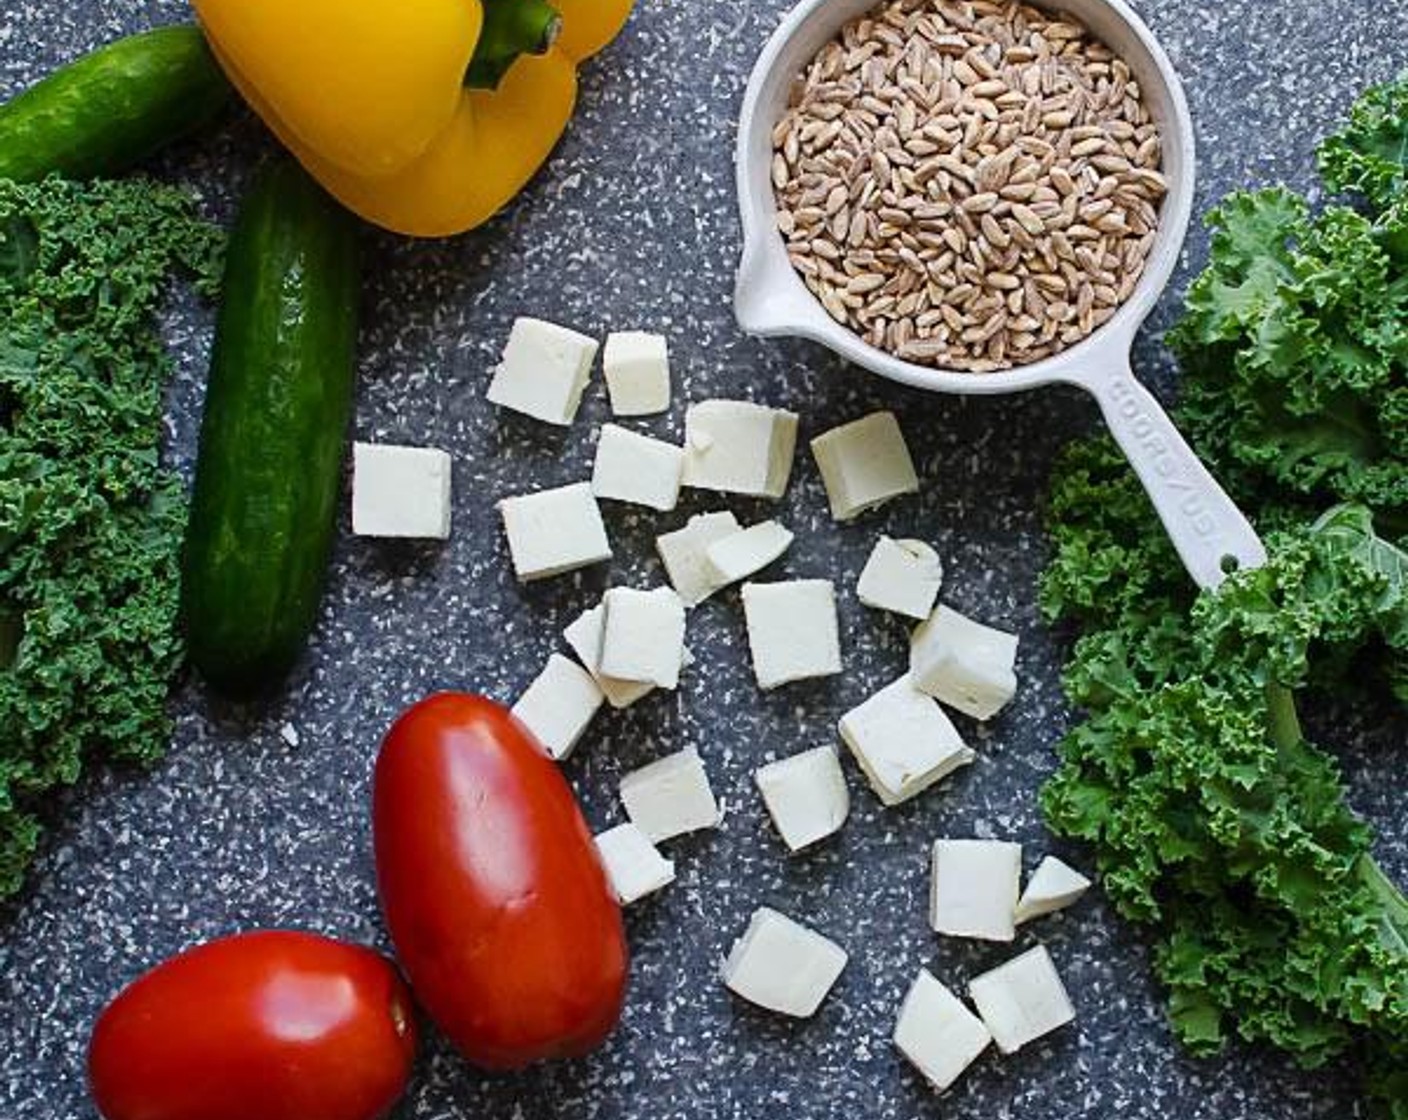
left=1267, top=685, right=1408, bottom=960
left=1266, top=682, right=1304, bottom=750
left=1357, top=854, right=1408, bottom=957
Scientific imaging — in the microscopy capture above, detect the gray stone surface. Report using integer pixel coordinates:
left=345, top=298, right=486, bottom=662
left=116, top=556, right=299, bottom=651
left=1, top=1, right=1404, bottom=1118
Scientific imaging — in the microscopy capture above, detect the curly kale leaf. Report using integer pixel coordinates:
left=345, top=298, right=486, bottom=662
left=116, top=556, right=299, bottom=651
left=1319, top=74, right=1408, bottom=213
left=1042, top=511, right=1407, bottom=1082
left=1170, top=190, right=1408, bottom=536
left=1042, top=76, right=1408, bottom=1117
left=0, top=177, right=222, bottom=899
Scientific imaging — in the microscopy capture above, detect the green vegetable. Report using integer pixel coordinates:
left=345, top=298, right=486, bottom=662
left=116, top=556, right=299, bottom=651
left=1039, top=75, right=1408, bottom=1117
left=0, top=27, right=232, bottom=183
left=0, top=176, right=224, bottom=900
left=181, top=161, right=359, bottom=697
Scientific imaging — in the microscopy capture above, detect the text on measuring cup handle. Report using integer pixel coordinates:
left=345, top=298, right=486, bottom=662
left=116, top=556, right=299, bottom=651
left=1107, top=376, right=1217, bottom=540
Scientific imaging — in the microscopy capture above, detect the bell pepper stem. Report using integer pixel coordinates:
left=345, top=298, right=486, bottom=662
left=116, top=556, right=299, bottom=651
left=466, top=0, right=563, bottom=90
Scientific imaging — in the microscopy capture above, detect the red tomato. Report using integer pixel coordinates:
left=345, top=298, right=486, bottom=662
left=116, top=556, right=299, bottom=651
left=373, top=692, right=628, bottom=1069
left=88, top=931, right=416, bottom=1120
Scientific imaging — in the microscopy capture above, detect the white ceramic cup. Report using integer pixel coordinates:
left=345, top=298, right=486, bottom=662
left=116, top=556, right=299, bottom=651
left=734, top=0, right=1266, bottom=589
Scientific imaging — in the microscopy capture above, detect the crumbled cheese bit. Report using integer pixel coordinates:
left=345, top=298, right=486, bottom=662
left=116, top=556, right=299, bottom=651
left=893, top=969, right=993, bottom=1093
left=857, top=536, right=944, bottom=620
left=705, top=520, right=794, bottom=586
left=681, top=400, right=799, bottom=499
left=721, top=907, right=848, bottom=1018
left=565, top=603, right=652, bottom=709
left=591, top=423, right=685, bottom=512
left=594, top=822, right=676, bottom=905
left=486, top=317, right=598, bottom=425
left=754, top=745, right=850, bottom=852
left=741, top=580, right=842, bottom=689
left=510, top=653, right=604, bottom=761
left=351, top=442, right=453, bottom=540
left=837, top=675, right=975, bottom=806
left=603, top=331, right=671, bottom=416
left=599, top=587, right=687, bottom=689
left=655, top=511, right=743, bottom=607
left=1015, top=856, right=1093, bottom=925
left=810, top=411, right=919, bottom=521
left=930, top=839, right=1022, bottom=942
left=910, top=604, right=1019, bottom=720
left=619, top=747, right=720, bottom=842
left=497, top=482, right=612, bottom=582
left=968, top=945, right=1076, bottom=1054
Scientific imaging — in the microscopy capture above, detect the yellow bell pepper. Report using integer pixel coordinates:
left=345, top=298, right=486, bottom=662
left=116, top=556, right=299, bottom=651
left=191, top=0, right=632, bottom=237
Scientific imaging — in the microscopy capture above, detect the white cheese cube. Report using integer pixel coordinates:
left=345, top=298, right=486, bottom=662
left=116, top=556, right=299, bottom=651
left=810, top=411, right=919, bottom=521
left=930, top=839, right=1022, bottom=942
left=681, top=400, right=799, bottom=499
left=486, top=317, right=598, bottom=425
left=910, top=605, right=1019, bottom=720
left=655, top=511, right=743, bottom=607
left=1015, top=856, right=1093, bottom=925
left=754, top=745, right=850, bottom=852
left=968, top=945, right=1076, bottom=1054
left=594, top=823, right=676, bottom=905
left=893, top=970, right=993, bottom=1093
left=741, top=580, right=842, bottom=690
left=591, top=424, right=684, bottom=512
left=721, top=907, right=848, bottom=1017
left=351, top=443, right=453, bottom=540
left=510, top=654, right=604, bottom=761
left=837, top=676, right=975, bottom=806
left=497, top=482, right=612, bottom=581
left=619, top=747, right=720, bottom=842
left=857, top=537, right=944, bottom=620
left=603, top=331, right=670, bottom=416
left=705, top=520, right=794, bottom=586
left=564, top=603, right=653, bottom=709
left=599, top=587, right=687, bottom=689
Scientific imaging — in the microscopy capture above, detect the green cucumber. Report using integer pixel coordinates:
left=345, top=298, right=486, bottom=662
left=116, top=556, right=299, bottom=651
left=0, top=26, right=232, bottom=183
left=182, top=162, right=359, bottom=696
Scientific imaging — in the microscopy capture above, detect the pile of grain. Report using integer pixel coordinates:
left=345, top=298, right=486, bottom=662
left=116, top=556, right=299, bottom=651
left=772, top=0, right=1167, bottom=372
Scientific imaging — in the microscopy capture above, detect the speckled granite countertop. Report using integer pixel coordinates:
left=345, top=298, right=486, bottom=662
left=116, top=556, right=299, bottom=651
left=1, top=2, right=1405, bottom=1118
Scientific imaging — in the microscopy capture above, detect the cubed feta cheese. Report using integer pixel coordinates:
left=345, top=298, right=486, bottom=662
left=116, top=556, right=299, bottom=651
left=705, top=520, right=794, bottom=586
left=893, top=969, right=993, bottom=1093
left=603, top=331, right=671, bottom=416
left=740, top=580, right=842, bottom=689
left=930, top=839, right=1022, bottom=942
left=968, top=945, right=1076, bottom=1054
left=1015, top=856, right=1093, bottom=925
left=599, top=587, right=687, bottom=689
left=497, top=482, right=612, bottom=581
left=590, top=423, right=684, bottom=512
left=837, top=676, right=975, bottom=806
left=594, top=822, right=676, bottom=905
left=655, top=511, right=743, bottom=607
left=857, top=537, right=944, bottom=620
left=910, top=605, right=1019, bottom=720
left=351, top=442, right=453, bottom=540
left=754, top=745, right=850, bottom=852
left=619, top=747, right=720, bottom=842
left=681, top=400, right=799, bottom=499
left=565, top=603, right=652, bottom=709
left=486, top=317, right=598, bottom=425
left=510, top=653, right=604, bottom=761
left=810, top=411, right=919, bottom=521
left=721, top=907, right=848, bottom=1017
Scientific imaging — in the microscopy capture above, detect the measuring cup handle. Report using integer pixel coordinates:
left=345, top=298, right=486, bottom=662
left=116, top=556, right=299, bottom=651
left=1085, top=358, right=1266, bottom=589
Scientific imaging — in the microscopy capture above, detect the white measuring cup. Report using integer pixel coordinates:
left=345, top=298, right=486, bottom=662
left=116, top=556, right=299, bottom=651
left=734, top=0, right=1266, bottom=589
